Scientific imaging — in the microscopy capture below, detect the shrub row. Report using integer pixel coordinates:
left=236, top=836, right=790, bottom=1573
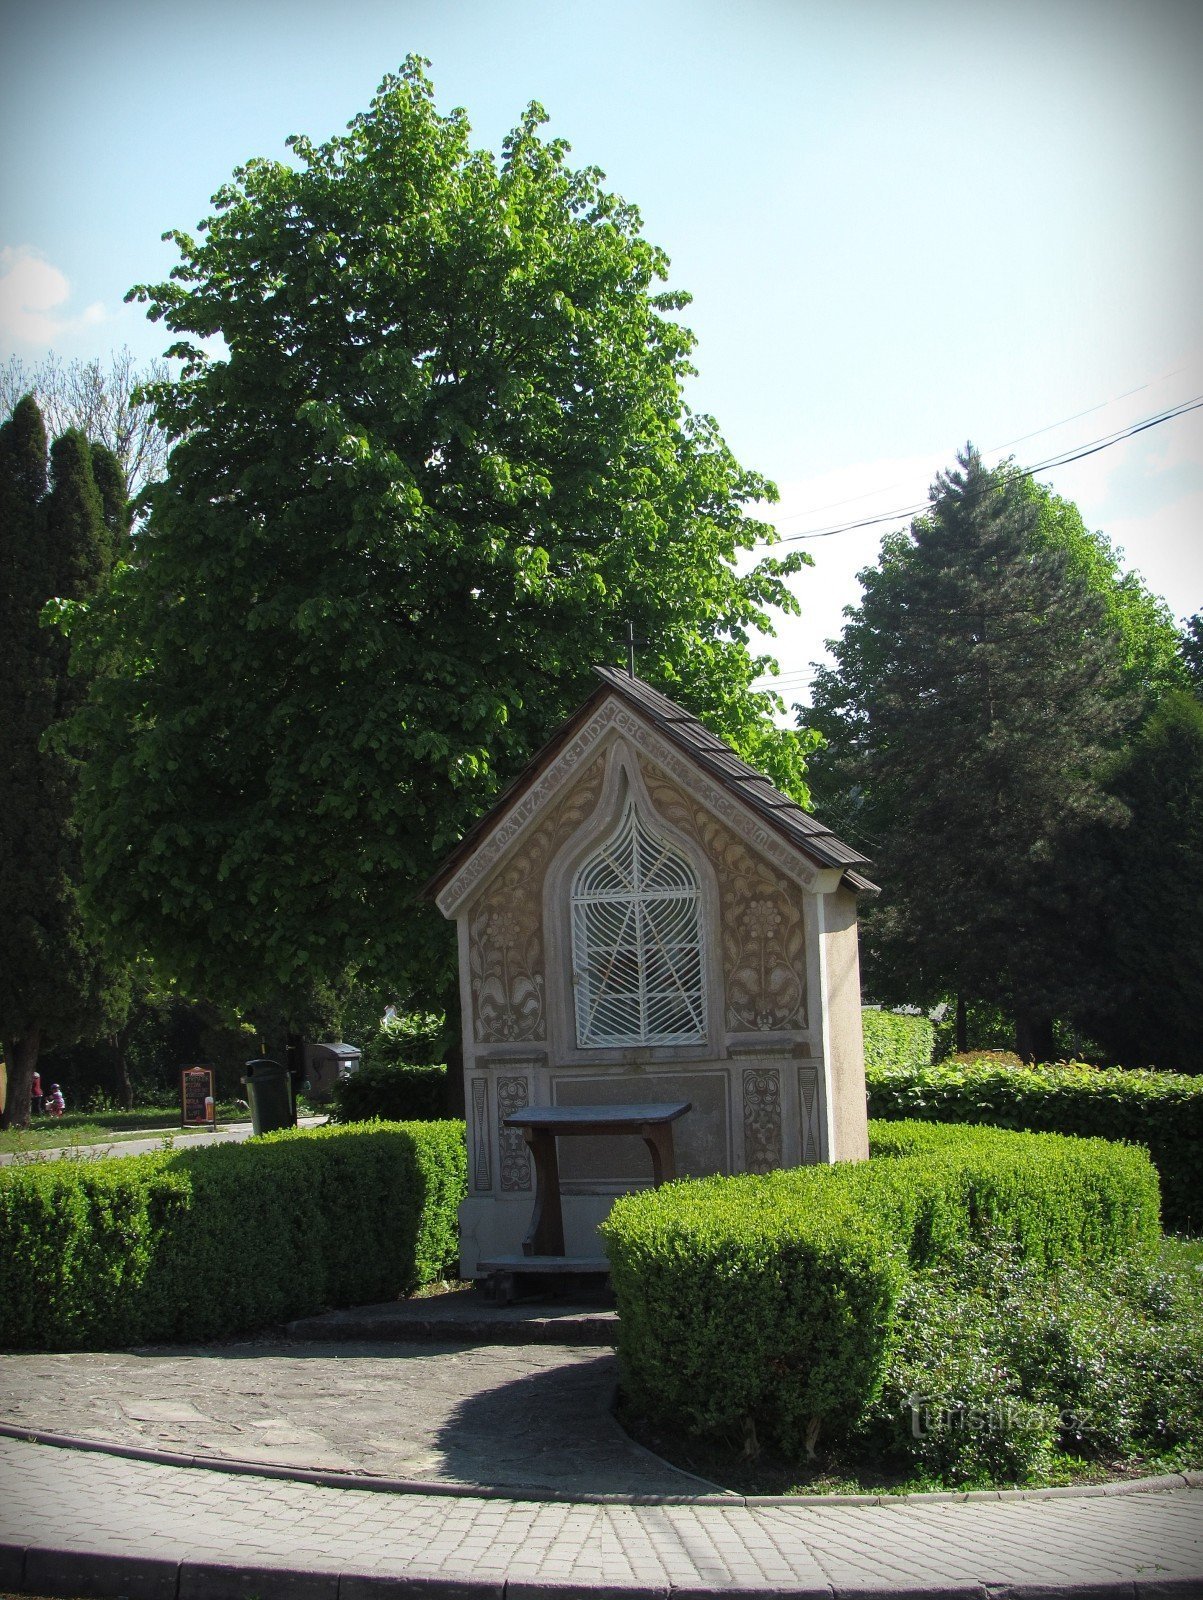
left=860, top=1009, right=935, bottom=1072
left=331, top=1060, right=448, bottom=1123
left=600, top=1120, right=1160, bottom=1459
left=0, top=1120, right=466, bottom=1350
left=866, top=1059, right=1203, bottom=1231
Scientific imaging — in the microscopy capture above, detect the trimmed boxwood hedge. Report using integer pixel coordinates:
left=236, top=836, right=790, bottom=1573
left=0, top=1120, right=466, bottom=1350
left=866, top=1059, right=1203, bottom=1231
left=331, top=1060, right=448, bottom=1123
left=600, top=1119, right=1160, bottom=1458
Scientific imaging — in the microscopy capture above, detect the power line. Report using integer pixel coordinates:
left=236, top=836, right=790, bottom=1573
left=770, top=366, right=1190, bottom=527
left=764, top=394, right=1203, bottom=546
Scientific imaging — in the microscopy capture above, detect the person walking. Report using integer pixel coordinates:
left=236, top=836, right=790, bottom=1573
left=30, top=1069, right=43, bottom=1118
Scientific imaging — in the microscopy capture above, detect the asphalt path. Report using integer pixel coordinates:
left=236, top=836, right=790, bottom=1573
left=0, top=1115, right=327, bottom=1166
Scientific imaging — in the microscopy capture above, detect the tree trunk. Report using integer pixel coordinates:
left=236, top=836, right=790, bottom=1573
left=285, top=1030, right=304, bottom=1126
left=1015, top=1010, right=1055, bottom=1064
left=955, top=994, right=968, bottom=1054
left=0, top=1029, right=41, bottom=1131
left=112, top=1031, right=134, bottom=1111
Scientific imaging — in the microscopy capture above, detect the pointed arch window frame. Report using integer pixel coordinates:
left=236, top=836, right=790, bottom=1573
left=570, top=798, right=707, bottom=1049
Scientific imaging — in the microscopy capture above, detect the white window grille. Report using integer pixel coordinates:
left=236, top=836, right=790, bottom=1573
left=571, top=800, right=705, bottom=1048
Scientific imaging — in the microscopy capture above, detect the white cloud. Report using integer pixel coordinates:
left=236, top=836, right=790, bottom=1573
left=0, top=245, right=107, bottom=346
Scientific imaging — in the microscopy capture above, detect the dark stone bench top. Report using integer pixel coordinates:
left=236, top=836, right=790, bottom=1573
left=502, top=1102, right=691, bottom=1132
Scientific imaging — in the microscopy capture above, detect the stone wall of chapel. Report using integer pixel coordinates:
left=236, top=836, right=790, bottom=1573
left=467, top=753, right=606, bottom=1044
left=637, top=757, right=808, bottom=1034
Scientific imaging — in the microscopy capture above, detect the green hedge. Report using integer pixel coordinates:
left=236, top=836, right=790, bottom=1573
left=600, top=1119, right=1160, bottom=1457
left=332, top=1060, right=448, bottom=1123
left=866, top=1059, right=1203, bottom=1232
left=0, top=1120, right=466, bottom=1350
left=861, top=1009, right=935, bottom=1071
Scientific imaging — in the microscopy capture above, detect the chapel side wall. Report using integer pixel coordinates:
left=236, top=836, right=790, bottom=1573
left=823, top=886, right=870, bottom=1162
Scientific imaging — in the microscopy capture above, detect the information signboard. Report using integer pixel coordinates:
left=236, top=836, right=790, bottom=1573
left=180, top=1066, right=215, bottom=1128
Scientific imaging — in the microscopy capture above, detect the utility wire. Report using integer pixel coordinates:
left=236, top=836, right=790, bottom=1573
left=764, top=394, right=1203, bottom=546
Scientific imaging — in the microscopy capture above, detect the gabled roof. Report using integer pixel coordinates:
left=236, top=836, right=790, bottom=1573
left=424, top=666, right=878, bottom=902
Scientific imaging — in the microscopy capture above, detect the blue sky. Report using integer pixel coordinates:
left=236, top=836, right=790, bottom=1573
left=3, top=0, right=1200, bottom=696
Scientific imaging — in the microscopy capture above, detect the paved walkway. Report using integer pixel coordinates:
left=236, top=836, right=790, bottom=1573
left=0, top=1115, right=326, bottom=1166
left=1, top=1299, right=1201, bottom=1595
left=1, top=1434, right=1201, bottom=1597
left=0, top=1338, right=693, bottom=1498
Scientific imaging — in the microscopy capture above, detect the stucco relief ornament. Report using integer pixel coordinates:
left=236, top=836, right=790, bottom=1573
left=470, top=895, right=543, bottom=1042
left=468, top=754, right=606, bottom=1042
left=742, top=1066, right=783, bottom=1174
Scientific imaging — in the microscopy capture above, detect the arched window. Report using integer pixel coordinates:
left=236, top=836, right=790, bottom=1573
left=571, top=800, right=705, bottom=1048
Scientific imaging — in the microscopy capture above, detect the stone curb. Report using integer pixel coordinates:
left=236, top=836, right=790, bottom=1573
left=0, top=1421, right=1197, bottom=1510
left=282, top=1309, right=619, bottom=1346
left=5, top=1539, right=1203, bottom=1600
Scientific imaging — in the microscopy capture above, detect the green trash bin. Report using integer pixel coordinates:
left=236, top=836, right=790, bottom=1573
left=242, top=1058, right=294, bottom=1136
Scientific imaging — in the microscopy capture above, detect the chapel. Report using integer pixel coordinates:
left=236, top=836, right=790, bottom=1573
left=426, top=666, right=877, bottom=1276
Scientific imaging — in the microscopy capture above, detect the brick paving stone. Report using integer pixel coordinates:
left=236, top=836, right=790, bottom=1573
left=1, top=1435, right=1201, bottom=1596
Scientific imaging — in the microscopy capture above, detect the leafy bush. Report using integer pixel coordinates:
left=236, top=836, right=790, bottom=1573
left=861, top=1238, right=1203, bottom=1485
left=866, top=1058, right=1203, bottom=1231
left=860, top=1009, right=934, bottom=1071
left=0, top=1120, right=466, bottom=1349
left=601, top=1120, right=1159, bottom=1457
left=367, top=1012, right=447, bottom=1068
left=331, top=1059, right=448, bottom=1123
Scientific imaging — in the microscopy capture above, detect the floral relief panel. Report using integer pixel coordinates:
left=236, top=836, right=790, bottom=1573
left=742, top=1066, right=783, bottom=1173
left=469, top=755, right=606, bottom=1042
left=641, top=759, right=807, bottom=1032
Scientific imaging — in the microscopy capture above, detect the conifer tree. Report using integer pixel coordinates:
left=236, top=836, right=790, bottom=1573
left=0, top=401, right=127, bottom=1129
left=1079, top=691, right=1203, bottom=1073
left=806, top=447, right=1137, bottom=1059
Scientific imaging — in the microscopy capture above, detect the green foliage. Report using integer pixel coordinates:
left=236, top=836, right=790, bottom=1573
left=332, top=1060, right=448, bottom=1123
left=0, top=1120, right=466, bottom=1348
left=866, top=1060, right=1202, bottom=1231
left=0, top=397, right=129, bottom=1129
left=860, top=1009, right=934, bottom=1072
left=72, top=57, right=813, bottom=1023
left=604, top=1170, right=902, bottom=1455
left=862, top=1240, right=1203, bottom=1485
left=1074, top=692, right=1203, bottom=1076
left=601, top=1120, right=1158, bottom=1456
left=369, top=1013, right=447, bottom=1068
left=1182, top=612, right=1203, bottom=695
left=1015, top=473, right=1186, bottom=708
left=805, top=448, right=1140, bottom=1054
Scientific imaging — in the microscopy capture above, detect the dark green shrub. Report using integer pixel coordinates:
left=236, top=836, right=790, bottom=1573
left=864, top=1121, right=1161, bottom=1267
left=860, top=1009, right=934, bottom=1071
left=0, top=1120, right=466, bottom=1349
left=332, top=1060, right=448, bottom=1123
left=862, top=1239, right=1203, bottom=1485
left=601, top=1120, right=1159, bottom=1457
left=604, top=1172, right=902, bottom=1457
left=866, top=1059, right=1203, bottom=1231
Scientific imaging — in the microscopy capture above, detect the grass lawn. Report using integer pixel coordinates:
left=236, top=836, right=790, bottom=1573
left=0, top=1103, right=248, bottom=1155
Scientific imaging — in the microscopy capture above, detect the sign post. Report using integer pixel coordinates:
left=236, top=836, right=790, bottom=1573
left=180, top=1066, right=216, bottom=1129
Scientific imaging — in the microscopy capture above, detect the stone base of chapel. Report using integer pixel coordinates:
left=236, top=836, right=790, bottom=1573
left=457, top=1193, right=625, bottom=1279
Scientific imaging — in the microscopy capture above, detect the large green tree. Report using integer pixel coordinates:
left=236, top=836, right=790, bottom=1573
left=71, top=60, right=811, bottom=1022
left=805, top=447, right=1138, bottom=1059
left=0, top=398, right=129, bottom=1128
left=1181, top=611, right=1203, bottom=695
